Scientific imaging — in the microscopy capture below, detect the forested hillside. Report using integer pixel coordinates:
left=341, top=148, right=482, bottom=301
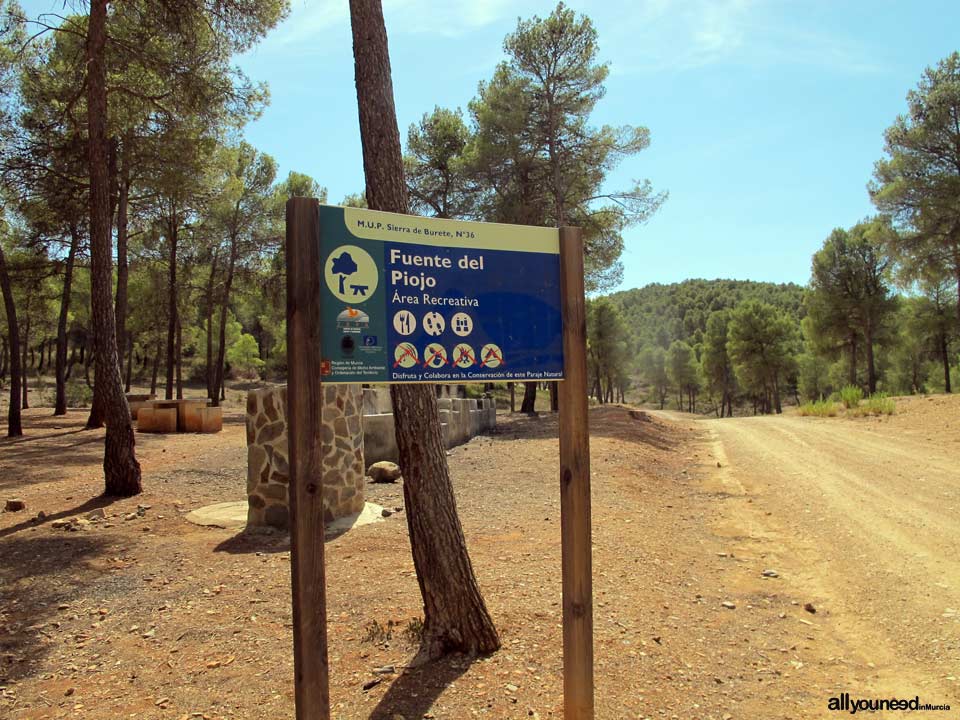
left=610, top=279, right=805, bottom=350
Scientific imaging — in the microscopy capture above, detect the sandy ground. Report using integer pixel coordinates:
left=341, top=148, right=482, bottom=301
left=0, top=396, right=958, bottom=719
left=685, top=394, right=960, bottom=709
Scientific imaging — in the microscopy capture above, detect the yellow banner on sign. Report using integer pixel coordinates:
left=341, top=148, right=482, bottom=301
left=342, top=206, right=560, bottom=254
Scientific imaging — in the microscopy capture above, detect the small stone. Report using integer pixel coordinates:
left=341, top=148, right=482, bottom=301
left=372, top=665, right=395, bottom=675
left=716, top=461, right=722, bottom=468
left=87, top=508, right=105, bottom=521
left=64, top=688, right=75, bottom=696
left=51, top=519, right=70, bottom=529
left=505, top=683, right=519, bottom=692
left=381, top=508, right=393, bottom=518
left=721, top=601, right=736, bottom=610
left=124, top=512, right=138, bottom=521
left=367, top=461, right=402, bottom=483
left=761, top=569, right=779, bottom=578
left=803, top=603, right=817, bottom=614
left=4, top=499, right=25, bottom=512
left=362, top=677, right=382, bottom=691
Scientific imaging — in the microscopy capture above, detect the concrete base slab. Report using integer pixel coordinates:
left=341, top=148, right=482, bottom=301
left=185, top=500, right=386, bottom=533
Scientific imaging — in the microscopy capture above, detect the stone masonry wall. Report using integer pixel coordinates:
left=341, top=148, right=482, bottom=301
left=246, top=385, right=365, bottom=529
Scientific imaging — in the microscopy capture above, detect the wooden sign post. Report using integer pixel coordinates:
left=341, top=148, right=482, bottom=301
left=284, top=201, right=593, bottom=719
left=285, top=197, right=331, bottom=719
left=557, top=226, right=594, bottom=719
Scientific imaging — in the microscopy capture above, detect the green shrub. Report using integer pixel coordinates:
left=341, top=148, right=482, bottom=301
left=798, top=399, right=838, bottom=417
left=65, top=380, right=93, bottom=408
left=848, top=392, right=895, bottom=417
left=839, top=385, right=863, bottom=409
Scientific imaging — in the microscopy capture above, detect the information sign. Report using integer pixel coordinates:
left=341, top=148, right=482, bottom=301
left=317, top=205, right=563, bottom=384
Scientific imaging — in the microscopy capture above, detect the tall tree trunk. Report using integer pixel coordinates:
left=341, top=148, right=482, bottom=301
left=85, top=336, right=104, bottom=429
left=350, top=0, right=499, bottom=659
left=520, top=380, right=537, bottom=413
left=55, top=227, right=79, bottom=415
left=175, top=317, right=183, bottom=400
left=115, top=147, right=130, bottom=371
left=150, top=338, right=161, bottom=396
left=205, top=253, right=218, bottom=399
left=848, top=334, right=858, bottom=387
left=0, top=244, right=22, bottom=436
left=549, top=382, right=558, bottom=412
left=124, top=334, right=133, bottom=393
left=165, top=210, right=178, bottom=400
left=20, top=315, right=29, bottom=409
left=864, top=320, right=877, bottom=394
left=86, top=0, right=141, bottom=496
left=213, top=239, right=238, bottom=407
left=509, top=382, right=515, bottom=412
left=940, top=326, right=952, bottom=394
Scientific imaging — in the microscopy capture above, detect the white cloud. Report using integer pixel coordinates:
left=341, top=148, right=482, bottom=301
left=605, top=0, right=881, bottom=76
left=268, top=0, right=533, bottom=48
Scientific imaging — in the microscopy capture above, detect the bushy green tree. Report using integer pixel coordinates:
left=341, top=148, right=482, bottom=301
left=806, top=220, right=895, bottom=392
left=666, top=339, right=698, bottom=411
left=728, top=300, right=794, bottom=414
left=701, top=310, right=736, bottom=416
left=871, top=52, right=960, bottom=323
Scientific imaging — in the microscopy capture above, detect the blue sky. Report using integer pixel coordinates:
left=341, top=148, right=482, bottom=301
left=24, top=1, right=960, bottom=291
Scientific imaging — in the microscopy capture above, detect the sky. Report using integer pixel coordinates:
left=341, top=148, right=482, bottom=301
left=22, top=1, right=960, bottom=291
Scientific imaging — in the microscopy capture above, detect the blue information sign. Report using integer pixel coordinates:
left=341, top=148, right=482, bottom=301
left=317, top=205, right=563, bottom=384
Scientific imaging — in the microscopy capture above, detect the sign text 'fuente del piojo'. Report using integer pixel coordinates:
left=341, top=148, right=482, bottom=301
left=317, top=205, right=563, bottom=384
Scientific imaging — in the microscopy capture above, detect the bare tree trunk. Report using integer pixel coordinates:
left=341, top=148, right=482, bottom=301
left=20, top=315, right=29, bottom=409
left=520, top=381, right=537, bottom=413
left=55, top=227, right=79, bottom=415
left=150, top=338, right=161, bottom=396
left=865, top=320, right=877, bottom=395
left=165, top=210, right=178, bottom=400
left=124, top=334, right=133, bottom=393
left=941, top=326, right=952, bottom=393
left=848, top=334, right=858, bottom=387
left=86, top=0, right=141, bottom=496
left=549, top=382, right=558, bottom=412
left=213, top=239, right=238, bottom=407
left=0, top=243, right=22, bottom=436
left=175, top=317, right=183, bottom=400
left=115, top=147, right=130, bottom=371
left=205, top=253, right=218, bottom=399
left=509, top=382, right=515, bottom=412
left=350, top=0, right=499, bottom=659
left=85, top=336, right=104, bottom=429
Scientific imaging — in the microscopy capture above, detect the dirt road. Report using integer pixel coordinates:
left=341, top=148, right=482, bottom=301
left=691, top=396, right=960, bottom=710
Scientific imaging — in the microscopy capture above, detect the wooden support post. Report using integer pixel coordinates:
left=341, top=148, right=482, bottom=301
left=557, top=226, right=594, bottom=719
left=285, top=197, right=330, bottom=719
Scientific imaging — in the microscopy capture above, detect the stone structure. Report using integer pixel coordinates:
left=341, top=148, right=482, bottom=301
left=245, top=385, right=496, bottom=528
left=246, top=385, right=365, bottom=529
left=361, top=391, right=497, bottom=465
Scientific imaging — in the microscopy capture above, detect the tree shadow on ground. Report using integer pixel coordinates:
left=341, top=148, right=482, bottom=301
left=488, top=404, right=683, bottom=451
left=369, top=654, right=476, bottom=719
left=211, top=520, right=357, bottom=555
left=0, top=495, right=119, bottom=540
left=0, top=533, right=110, bottom=684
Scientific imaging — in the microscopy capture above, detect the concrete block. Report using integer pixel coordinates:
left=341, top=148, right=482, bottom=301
left=362, top=413, right=398, bottom=465
left=138, top=407, right=176, bottom=433
left=200, top=407, right=223, bottom=433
